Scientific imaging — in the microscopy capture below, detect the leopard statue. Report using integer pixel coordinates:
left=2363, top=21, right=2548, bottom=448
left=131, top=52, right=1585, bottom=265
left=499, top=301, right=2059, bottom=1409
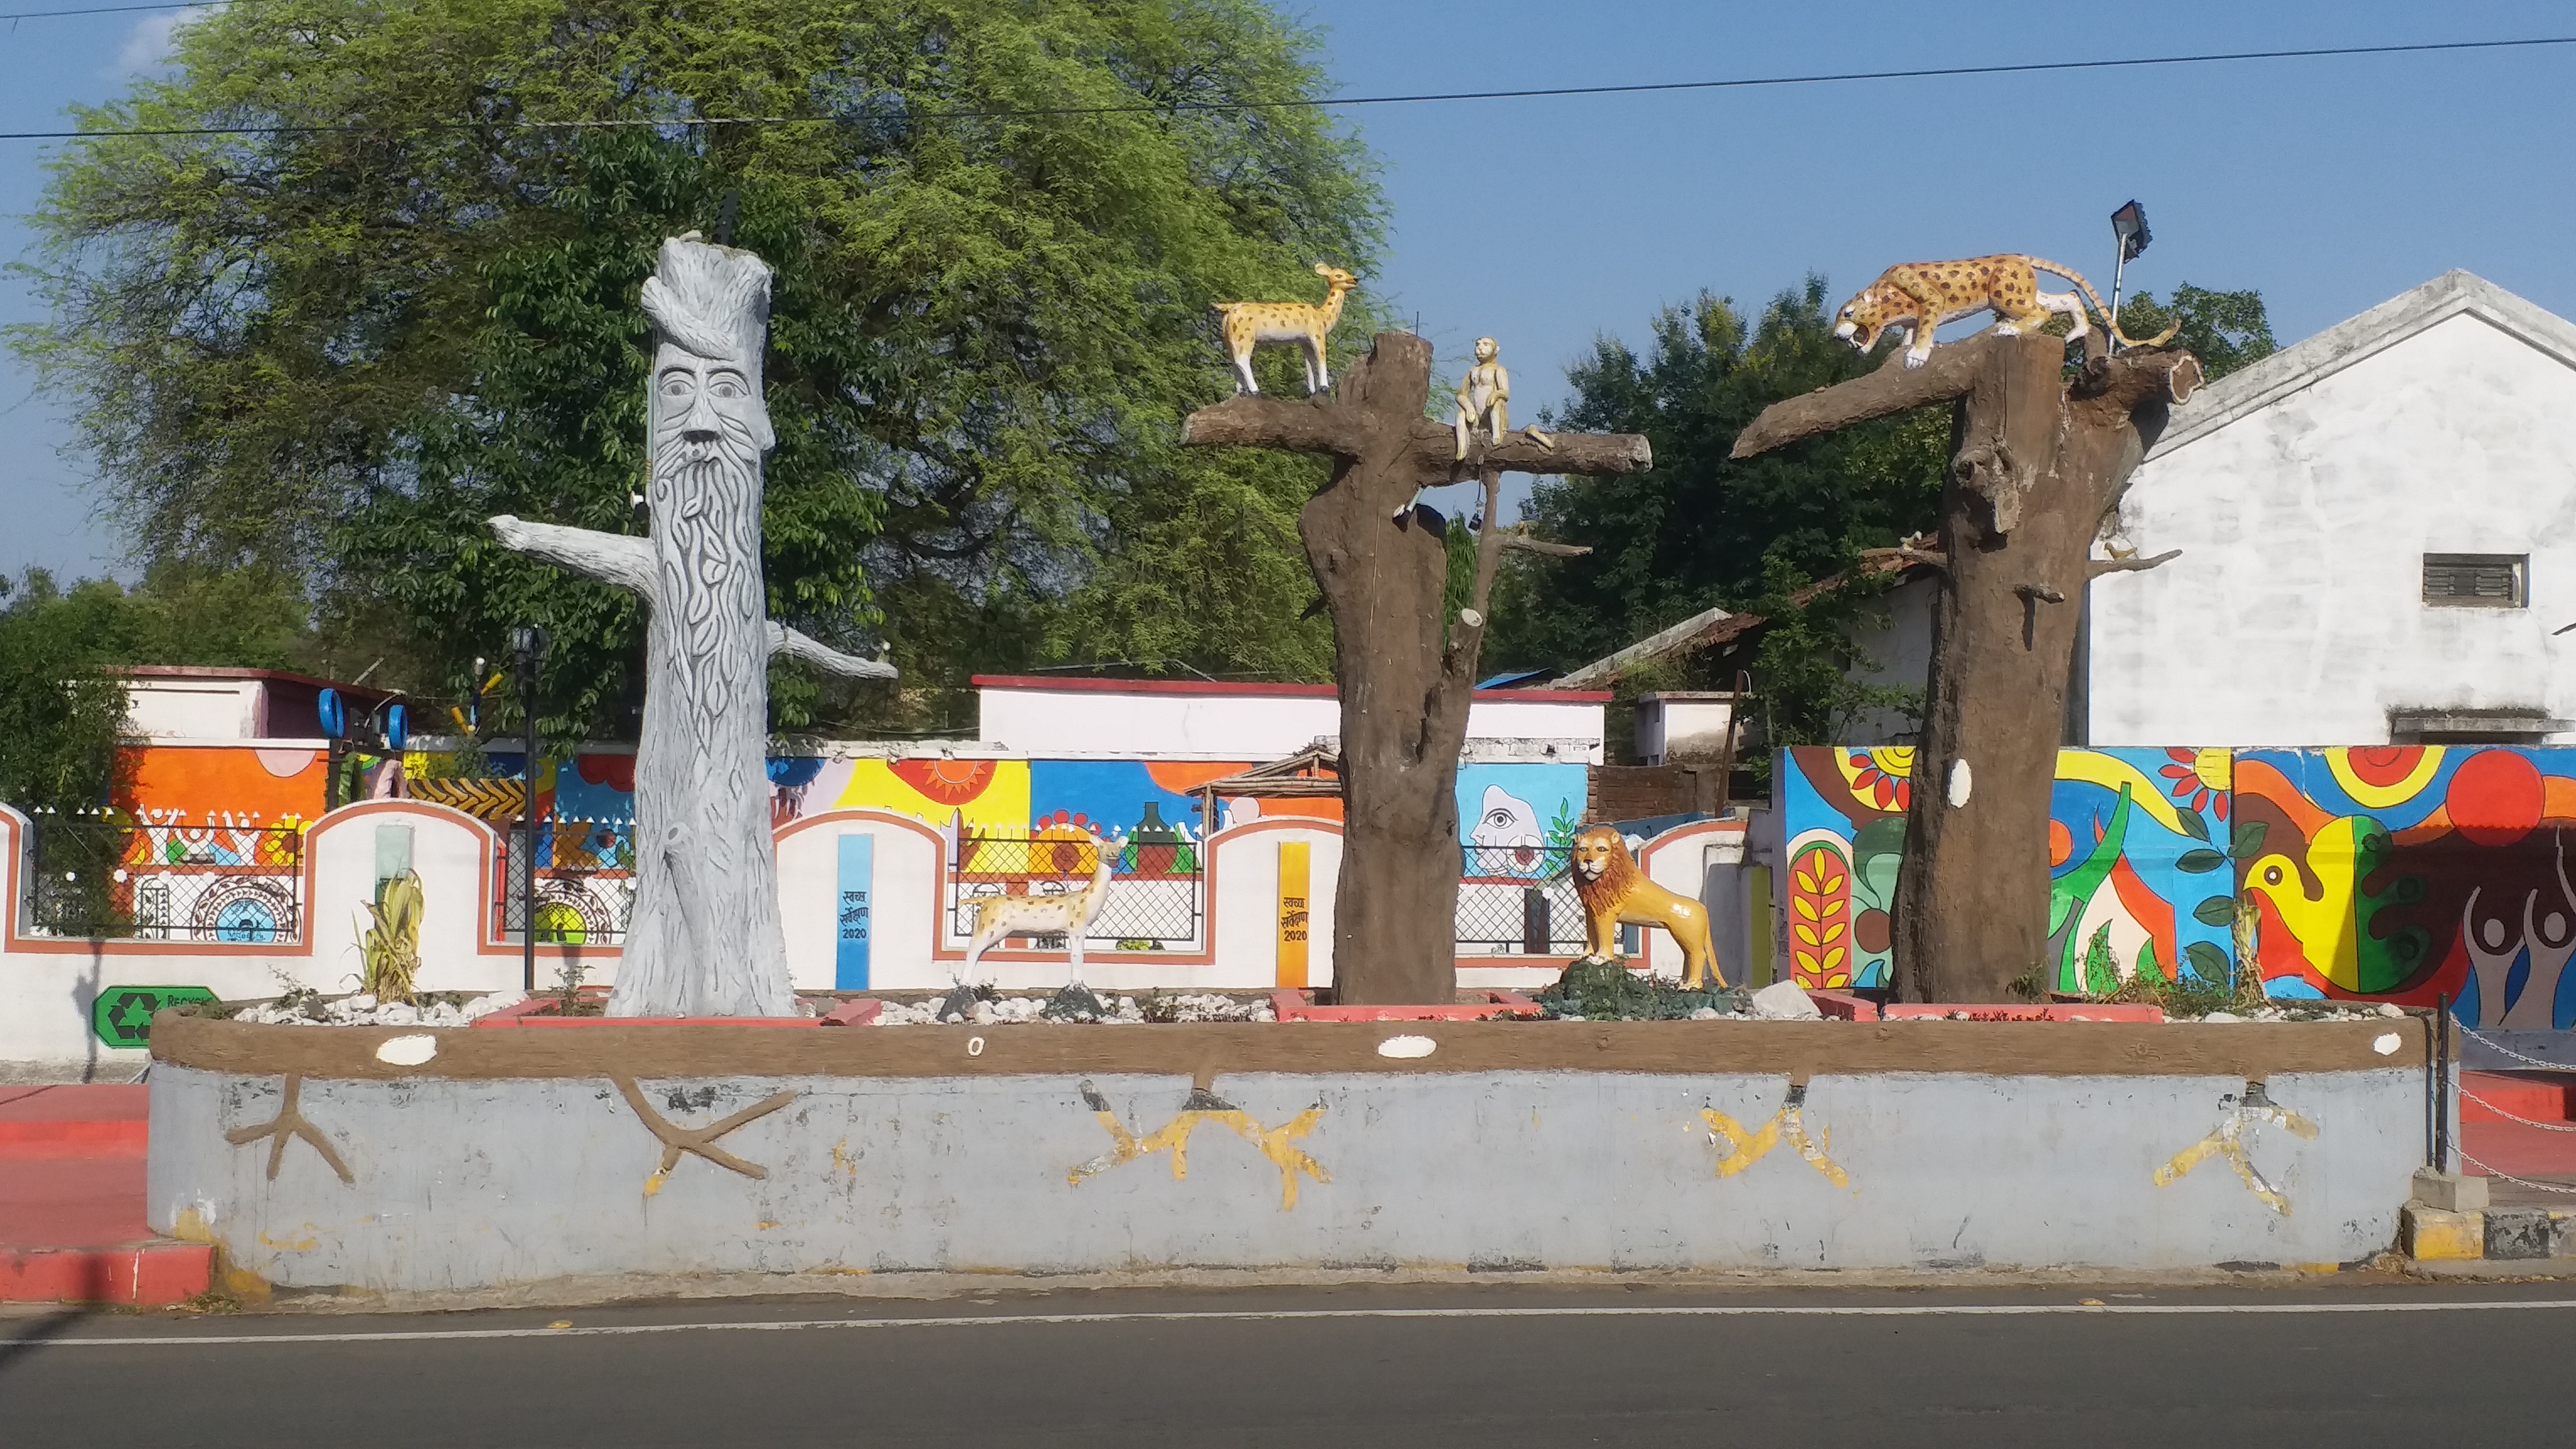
left=1834, top=255, right=2181, bottom=369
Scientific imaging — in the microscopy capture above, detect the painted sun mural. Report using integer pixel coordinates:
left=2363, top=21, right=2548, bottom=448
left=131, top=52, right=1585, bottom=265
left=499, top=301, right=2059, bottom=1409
left=2234, top=746, right=2576, bottom=1027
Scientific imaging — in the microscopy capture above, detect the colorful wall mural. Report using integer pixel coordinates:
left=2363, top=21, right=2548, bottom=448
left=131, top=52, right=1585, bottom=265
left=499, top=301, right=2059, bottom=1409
left=1458, top=763, right=1585, bottom=871
left=112, top=738, right=1594, bottom=888
left=2235, top=746, right=2576, bottom=1028
left=1775, top=746, right=2236, bottom=992
left=115, top=745, right=330, bottom=826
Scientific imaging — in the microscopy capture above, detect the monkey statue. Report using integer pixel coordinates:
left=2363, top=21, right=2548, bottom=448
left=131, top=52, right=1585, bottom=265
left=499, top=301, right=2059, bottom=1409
left=1453, top=336, right=1510, bottom=460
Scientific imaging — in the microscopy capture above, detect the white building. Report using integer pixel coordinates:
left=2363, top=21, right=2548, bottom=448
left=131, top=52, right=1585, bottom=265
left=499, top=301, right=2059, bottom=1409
left=2085, top=271, right=2576, bottom=746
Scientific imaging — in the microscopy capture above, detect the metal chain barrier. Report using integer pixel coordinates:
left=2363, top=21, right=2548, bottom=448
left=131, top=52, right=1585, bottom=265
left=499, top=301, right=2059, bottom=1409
left=2456, top=1086, right=2576, bottom=1134
left=2457, top=1020, right=2576, bottom=1074
left=2448, top=1019, right=2576, bottom=1193
left=2457, top=1148, right=2576, bottom=1196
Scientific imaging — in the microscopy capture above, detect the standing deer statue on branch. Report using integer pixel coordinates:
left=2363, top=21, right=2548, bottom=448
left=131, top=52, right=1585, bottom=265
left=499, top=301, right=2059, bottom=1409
left=1215, top=263, right=1358, bottom=395
left=489, top=234, right=894, bottom=1019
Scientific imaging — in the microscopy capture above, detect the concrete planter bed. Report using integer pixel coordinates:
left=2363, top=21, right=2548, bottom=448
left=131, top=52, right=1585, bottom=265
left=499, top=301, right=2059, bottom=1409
left=146, top=1010, right=2436, bottom=1293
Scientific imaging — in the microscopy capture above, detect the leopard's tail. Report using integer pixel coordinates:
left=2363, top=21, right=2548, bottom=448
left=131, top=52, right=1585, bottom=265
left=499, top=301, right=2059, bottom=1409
left=2026, top=256, right=2183, bottom=349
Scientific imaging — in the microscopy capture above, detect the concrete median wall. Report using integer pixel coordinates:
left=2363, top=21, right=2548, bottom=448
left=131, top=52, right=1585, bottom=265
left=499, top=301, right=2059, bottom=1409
left=145, top=1017, right=2430, bottom=1290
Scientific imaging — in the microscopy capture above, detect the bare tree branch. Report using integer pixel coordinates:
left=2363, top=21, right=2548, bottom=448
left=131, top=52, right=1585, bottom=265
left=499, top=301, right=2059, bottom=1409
left=1446, top=466, right=1509, bottom=682
left=1420, top=425, right=1650, bottom=481
left=1499, top=531, right=1592, bottom=558
left=1732, top=338, right=2000, bottom=460
left=1181, top=394, right=1368, bottom=459
left=2088, top=548, right=2181, bottom=579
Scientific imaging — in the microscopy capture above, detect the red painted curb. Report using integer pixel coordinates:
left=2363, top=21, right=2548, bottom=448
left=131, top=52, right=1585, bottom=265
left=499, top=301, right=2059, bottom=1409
left=1805, top=989, right=1876, bottom=1019
left=472, top=992, right=821, bottom=1028
left=0, top=1242, right=212, bottom=1306
left=1805, top=991, right=2162, bottom=1023
left=1270, top=989, right=1540, bottom=1022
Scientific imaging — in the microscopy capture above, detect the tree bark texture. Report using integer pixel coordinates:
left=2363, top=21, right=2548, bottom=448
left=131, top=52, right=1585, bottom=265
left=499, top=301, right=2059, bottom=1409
left=491, top=237, right=893, bottom=1019
left=1183, top=332, right=1649, bottom=1002
left=1734, top=332, right=2200, bottom=1002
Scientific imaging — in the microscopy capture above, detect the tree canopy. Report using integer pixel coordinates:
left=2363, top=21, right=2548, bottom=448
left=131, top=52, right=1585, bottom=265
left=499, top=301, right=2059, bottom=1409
left=17, top=0, right=1378, bottom=737
left=1486, top=277, right=2277, bottom=751
left=1485, top=278, right=1948, bottom=686
left=0, top=564, right=335, bottom=812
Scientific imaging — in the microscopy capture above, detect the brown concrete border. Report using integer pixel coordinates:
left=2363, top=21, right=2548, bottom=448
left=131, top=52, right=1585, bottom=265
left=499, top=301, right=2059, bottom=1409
left=150, top=1012, right=2430, bottom=1083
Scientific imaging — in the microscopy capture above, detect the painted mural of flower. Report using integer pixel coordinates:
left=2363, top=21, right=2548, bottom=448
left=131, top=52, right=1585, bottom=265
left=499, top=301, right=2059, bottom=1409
left=2158, top=747, right=2229, bottom=821
left=1843, top=750, right=1910, bottom=813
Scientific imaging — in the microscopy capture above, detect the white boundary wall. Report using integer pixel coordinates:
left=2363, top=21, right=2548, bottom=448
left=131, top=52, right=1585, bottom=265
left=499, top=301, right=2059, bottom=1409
left=6, top=804, right=1739, bottom=1071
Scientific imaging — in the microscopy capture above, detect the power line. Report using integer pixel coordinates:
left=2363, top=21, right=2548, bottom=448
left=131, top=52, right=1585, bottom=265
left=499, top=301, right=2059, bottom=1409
left=0, top=32, right=2569, bottom=141
left=0, top=1, right=220, bottom=19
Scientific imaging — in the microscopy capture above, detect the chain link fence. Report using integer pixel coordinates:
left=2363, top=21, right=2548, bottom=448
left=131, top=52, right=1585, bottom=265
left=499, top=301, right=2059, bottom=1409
left=23, top=817, right=306, bottom=943
left=946, top=831, right=1204, bottom=951
left=492, top=819, right=635, bottom=945
left=1456, top=843, right=1588, bottom=956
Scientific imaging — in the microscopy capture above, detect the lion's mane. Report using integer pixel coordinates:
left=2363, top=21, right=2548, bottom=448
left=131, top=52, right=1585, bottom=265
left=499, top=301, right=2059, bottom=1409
left=1570, top=826, right=1643, bottom=913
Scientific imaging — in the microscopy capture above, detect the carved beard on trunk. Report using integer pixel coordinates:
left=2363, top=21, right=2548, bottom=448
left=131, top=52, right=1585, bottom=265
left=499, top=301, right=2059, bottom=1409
left=651, top=402, right=767, bottom=754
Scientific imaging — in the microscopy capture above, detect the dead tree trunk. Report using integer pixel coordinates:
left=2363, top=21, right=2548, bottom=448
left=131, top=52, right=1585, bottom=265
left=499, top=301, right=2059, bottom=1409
left=1734, top=332, right=2201, bottom=1002
left=1183, top=332, right=1647, bottom=1002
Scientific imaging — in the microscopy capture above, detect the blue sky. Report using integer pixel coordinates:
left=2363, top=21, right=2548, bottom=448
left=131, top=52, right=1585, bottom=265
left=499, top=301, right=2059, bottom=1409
left=6, top=1, right=2574, bottom=576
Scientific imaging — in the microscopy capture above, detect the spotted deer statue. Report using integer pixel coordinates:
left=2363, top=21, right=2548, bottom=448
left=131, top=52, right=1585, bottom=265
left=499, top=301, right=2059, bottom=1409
left=959, top=835, right=1128, bottom=995
left=1215, top=263, right=1357, bottom=395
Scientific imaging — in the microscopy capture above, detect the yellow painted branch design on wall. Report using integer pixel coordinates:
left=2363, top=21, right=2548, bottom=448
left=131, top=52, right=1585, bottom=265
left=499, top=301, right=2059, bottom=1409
left=1069, top=1082, right=1329, bottom=1210
left=2153, top=1084, right=2319, bottom=1216
left=1701, top=1085, right=1853, bottom=1191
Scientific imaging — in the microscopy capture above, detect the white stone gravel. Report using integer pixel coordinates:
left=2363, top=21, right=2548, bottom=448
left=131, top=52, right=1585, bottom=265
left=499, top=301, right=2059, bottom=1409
left=237, top=991, right=526, bottom=1027
left=874, top=992, right=1276, bottom=1026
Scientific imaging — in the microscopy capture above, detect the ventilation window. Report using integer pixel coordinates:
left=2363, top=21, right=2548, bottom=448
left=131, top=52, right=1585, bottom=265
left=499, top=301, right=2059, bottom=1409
left=2422, top=553, right=2527, bottom=608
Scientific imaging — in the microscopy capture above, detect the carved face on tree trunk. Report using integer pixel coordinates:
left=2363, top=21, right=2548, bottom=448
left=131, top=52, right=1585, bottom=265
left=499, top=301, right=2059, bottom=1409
left=651, top=352, right=766, bottom=497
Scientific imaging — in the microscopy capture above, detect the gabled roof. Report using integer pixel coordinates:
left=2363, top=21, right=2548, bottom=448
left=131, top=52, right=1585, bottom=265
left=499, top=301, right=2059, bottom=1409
left=1542, top=542, right=1943, bottom=690
left=2147, top=270, right=2576, bottom=458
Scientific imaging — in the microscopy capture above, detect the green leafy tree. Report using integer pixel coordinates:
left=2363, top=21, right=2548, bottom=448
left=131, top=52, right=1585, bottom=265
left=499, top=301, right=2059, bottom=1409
left=0, top=573, right=131, bottom=816
left=0, top=563, right=328, bottom=814
left=1489, top=277, right=2275, bottom=752
left=2111, top=284, right=2276, bottom=381
left=1485, top=280, right=1946, bottom=734
left=1740, top=553, right=1922, bottom=751
left=17, top=0, right=1376, bottom=738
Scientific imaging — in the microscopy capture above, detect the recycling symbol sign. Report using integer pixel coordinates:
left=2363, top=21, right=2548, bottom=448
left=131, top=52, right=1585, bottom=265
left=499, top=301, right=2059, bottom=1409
left=92, top=986, right=220, bottom=1049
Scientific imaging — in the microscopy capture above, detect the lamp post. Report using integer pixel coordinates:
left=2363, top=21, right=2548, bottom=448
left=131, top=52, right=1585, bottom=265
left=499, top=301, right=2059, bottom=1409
left=2108, top=200, right=2152, bottom=349
left=507, top=626, right=550, bottom=992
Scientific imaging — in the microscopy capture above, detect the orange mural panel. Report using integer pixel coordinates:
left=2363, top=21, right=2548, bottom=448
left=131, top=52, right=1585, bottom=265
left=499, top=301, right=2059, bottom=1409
left=116, top=745, right=327, bottom=823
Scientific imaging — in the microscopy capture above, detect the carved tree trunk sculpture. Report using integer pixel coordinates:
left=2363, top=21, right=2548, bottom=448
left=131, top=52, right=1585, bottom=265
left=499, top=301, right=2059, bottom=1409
left=1732, top=332, right=2201, bottom=1002
left=490, top=236, right=893, bottom=1017
left=1183, top=332, right=1649, bottom=1002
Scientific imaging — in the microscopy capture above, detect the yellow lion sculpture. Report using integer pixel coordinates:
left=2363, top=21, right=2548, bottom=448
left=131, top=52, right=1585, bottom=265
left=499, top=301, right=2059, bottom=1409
left=1570, top=825, right=1725, bottom=989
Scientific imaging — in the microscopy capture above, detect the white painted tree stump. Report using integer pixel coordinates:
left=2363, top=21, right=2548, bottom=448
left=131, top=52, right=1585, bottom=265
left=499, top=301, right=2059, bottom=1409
left=491, top=235, right=894, bottom=1017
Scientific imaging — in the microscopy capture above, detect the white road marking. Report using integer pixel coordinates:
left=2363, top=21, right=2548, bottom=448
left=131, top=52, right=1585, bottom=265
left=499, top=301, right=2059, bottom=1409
left=20, top=1298, right=2576, bottom=1348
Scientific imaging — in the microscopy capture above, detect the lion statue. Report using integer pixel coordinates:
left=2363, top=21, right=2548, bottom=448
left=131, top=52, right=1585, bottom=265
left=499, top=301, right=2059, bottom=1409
left=1569, top=825, right=1726, bottom=989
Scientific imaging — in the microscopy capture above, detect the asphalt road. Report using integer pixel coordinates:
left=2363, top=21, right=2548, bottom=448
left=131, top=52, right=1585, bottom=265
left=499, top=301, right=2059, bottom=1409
left=7, top=1280, right=2575, bottom=1447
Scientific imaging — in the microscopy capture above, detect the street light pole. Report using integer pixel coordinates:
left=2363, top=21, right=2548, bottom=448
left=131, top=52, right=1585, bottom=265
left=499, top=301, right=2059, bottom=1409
left=2108, top=200, right=2151, bottom=353
left=508, top=626, right=550, bottom=992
